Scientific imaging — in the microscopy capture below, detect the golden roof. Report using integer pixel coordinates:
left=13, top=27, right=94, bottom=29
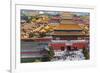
left=54, top=24, right=82, bottom=30
left=52, top=31, right=85, bottom=36
left=60, top=20, right=76, bottom=24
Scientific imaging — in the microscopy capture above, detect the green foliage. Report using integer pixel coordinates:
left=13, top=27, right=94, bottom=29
left=29, top=32, right=33, bottom=38
left=82, top=48, right=89, bottom=60
left=39, top=32, right=46, bottom=37
left=47, top=46, right=55, bottom=60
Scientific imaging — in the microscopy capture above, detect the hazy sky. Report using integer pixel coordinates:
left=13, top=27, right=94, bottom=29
left=21, top=10, right=89, bottom=16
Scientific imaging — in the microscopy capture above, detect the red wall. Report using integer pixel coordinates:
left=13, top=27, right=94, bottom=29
left=49, top=42, right=87, bottom=50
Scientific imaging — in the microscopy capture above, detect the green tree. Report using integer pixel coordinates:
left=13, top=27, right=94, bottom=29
left=39, top=32, right=46, bottom=37
left=47, top=46, right=55, bottom=60
left=29, top=32, right=33, bottom=38
left=82, top=48, right=89, bottom=60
